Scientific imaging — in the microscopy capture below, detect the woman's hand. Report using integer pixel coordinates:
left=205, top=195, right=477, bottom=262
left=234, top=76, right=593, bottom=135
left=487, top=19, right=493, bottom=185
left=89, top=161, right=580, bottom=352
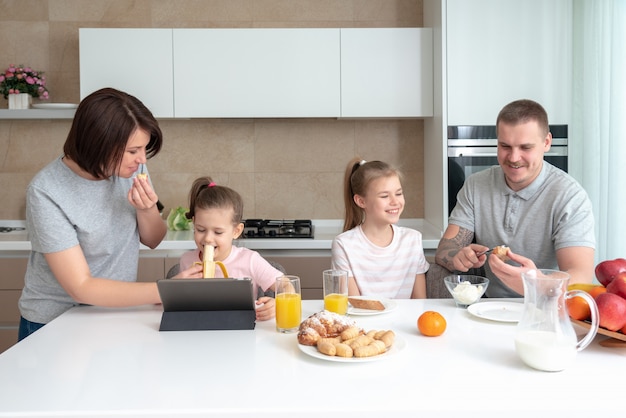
left=131, top=176, right=166, bottom=249
left=128, top=176, right=159, bottom=211
left=255, top=296, right=276, bottom=321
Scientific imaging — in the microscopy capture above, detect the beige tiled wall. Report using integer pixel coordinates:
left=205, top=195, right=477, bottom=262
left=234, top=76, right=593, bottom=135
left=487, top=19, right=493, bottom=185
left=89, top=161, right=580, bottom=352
left=0, top=0, right=425, bottom=220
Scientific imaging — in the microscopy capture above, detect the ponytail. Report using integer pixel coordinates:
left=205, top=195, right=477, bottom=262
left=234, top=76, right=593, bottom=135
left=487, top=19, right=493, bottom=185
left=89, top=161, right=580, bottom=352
left=186, top=176, right=244, bottom=225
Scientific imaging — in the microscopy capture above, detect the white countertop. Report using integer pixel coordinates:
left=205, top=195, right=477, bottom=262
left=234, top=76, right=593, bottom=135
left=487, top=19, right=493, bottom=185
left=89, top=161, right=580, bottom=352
left=0, top=219, right=443, bottom=253
left=0, top=299, right=623, bottom=417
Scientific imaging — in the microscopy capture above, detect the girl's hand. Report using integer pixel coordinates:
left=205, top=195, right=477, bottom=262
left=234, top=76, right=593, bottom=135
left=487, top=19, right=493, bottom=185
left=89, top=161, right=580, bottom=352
left=255, top=296, right=275, bottom=321
left=173, top=263, right=204, bottom=279
left=128, top=176, right=159, bottom=210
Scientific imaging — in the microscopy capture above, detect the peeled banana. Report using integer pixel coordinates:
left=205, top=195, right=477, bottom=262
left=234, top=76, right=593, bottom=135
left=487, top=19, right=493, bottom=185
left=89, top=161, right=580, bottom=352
left=202, top=244, right=229, bottom=278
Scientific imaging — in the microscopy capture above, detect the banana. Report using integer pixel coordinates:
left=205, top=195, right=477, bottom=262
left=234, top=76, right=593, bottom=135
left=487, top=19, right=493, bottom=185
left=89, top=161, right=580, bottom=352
left=567, top=283, right=598, bottom=292
left=202, top=244, right=229, bottom=278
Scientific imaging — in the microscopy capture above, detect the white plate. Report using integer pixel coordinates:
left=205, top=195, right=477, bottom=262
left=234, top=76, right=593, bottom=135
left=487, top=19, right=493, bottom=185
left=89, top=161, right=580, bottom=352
left=347, top=297, right=398, bottom=316
left=467, top=301, right=524, bottom=323
left=32, top=103, right=78, bottom=109
left=298, top=334, right=407, bottom=363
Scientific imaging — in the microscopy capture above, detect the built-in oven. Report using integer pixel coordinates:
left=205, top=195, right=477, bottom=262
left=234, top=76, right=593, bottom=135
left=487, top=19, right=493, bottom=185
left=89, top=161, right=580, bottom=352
left=447, top=125, right=568, bottom=214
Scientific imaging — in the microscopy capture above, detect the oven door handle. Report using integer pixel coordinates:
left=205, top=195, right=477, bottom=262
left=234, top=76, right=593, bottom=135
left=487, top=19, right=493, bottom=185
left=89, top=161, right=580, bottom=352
left=448, top=147, right=568, bottom=158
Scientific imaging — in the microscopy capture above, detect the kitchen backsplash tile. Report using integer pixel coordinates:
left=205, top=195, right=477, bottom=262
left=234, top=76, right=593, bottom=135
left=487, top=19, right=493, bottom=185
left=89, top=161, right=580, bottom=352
left=2, top=122, right=67, bottom=172
left=1, top=0, right=424, bottom=221
left=48, top=0, right=153, bottom=24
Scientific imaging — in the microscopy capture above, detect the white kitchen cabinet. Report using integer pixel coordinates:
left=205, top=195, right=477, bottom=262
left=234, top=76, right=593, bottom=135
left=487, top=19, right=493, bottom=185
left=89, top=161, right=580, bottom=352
left=79, top=28, right=430, bottom=119
left=79, top=28, right=175, bottom=118
left=173, top=28, right=340, bottom=118
left=340, top=28, right=433, bottom=118
left=446, top=0, right=572, bottom=125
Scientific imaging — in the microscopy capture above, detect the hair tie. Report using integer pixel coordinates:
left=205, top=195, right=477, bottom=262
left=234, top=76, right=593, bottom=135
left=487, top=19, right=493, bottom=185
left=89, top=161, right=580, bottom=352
left=207, top=182, right=216, bottom=188
left=359, top=160, right=367, bottom=166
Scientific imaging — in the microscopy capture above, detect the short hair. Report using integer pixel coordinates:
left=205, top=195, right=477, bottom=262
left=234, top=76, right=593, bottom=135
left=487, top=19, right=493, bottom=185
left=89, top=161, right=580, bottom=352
left=496, top=99, right=550, bottom=137
left=63, top=88, right=163, bottom=179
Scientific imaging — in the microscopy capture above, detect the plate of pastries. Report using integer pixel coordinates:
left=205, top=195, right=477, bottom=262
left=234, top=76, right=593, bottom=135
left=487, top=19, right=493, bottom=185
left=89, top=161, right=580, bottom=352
left=296, top=311, right=406, bottom=362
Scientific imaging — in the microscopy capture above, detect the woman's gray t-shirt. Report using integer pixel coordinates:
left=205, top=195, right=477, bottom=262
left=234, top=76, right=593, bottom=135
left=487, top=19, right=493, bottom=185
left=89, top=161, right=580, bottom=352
left=19, top=157, right=140, bottom=323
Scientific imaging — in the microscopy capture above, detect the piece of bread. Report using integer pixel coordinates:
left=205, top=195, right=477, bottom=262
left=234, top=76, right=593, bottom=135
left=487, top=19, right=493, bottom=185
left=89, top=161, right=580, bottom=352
left=348, top=297, right=386, bottom=311
left=493, top=245, right=510, bottom=261
left=136, top=173, right=148, bottom=180
left=297, top=311, right=358, bottom=346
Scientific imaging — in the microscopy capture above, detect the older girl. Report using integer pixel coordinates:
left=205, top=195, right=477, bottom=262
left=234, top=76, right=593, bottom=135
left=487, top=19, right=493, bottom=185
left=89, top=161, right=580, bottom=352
left=331, top=158, right=429, bottom=299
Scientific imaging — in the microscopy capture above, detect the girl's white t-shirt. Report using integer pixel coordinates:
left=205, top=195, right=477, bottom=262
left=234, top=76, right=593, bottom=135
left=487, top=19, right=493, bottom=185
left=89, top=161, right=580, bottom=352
left=331, top=224, right=430, bottom=299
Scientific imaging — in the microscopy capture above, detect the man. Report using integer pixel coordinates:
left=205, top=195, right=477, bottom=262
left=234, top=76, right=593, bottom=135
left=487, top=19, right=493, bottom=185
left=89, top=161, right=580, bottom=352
left=434, top=99, right=595, bottom=297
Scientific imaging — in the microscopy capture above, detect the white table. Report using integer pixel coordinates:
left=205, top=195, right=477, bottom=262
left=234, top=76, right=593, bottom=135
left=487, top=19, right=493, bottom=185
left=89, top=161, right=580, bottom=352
left=0, top=299, right=624, bottom=417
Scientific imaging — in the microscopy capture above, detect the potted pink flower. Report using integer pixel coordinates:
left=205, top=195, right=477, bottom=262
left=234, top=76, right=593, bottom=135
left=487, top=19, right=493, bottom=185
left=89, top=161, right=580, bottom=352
left=0, top=64, right=49, bottom=109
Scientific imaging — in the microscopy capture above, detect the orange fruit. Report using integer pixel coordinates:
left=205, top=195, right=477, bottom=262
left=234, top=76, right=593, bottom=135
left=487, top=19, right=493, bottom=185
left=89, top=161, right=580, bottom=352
left=566, top=296, right=591, bottom=320
left=417, top=311, right=447, bottom=337
left=589, top=285, right=607, bottom=299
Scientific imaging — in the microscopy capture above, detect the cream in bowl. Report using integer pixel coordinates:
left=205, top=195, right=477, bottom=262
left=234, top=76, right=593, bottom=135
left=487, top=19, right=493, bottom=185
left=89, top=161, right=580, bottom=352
left=444, top=275, right=489, bottom=308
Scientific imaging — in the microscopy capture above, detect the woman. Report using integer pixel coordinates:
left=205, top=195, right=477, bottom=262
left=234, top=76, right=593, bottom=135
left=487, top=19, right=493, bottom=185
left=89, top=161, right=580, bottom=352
left=18, top=88, right=202, bottom=340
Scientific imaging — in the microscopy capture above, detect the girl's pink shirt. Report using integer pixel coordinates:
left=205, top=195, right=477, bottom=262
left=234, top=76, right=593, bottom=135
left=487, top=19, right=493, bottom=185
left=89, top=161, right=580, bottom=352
left=179, top=245, right=280, bottom=292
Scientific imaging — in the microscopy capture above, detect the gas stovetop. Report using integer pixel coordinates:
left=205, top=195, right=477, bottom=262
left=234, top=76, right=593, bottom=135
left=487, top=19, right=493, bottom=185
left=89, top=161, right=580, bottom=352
left=242, top=219, right=313, bottom=239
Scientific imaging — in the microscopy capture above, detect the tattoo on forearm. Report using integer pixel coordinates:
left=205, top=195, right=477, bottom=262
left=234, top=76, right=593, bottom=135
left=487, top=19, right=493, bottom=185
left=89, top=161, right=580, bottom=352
left=436, top=227, right=474, bottom=270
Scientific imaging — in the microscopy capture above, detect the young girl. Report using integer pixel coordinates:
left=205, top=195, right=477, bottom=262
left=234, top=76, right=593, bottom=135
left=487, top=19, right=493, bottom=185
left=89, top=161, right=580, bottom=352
left=179, top=177, right=280, bottom=321
left=331, top=158, right=429, bottom=299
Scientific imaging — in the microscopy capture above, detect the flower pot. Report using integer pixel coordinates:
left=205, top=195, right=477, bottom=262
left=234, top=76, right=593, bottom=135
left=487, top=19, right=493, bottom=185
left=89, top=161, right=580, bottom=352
left=8, top=93, right=32, bottom=110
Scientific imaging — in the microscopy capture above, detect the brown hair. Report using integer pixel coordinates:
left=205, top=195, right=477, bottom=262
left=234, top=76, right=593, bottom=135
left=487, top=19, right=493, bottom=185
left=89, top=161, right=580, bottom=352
left=63, top=88, right=163, bottom=179
left=186, top=176, right=244, bottom=225
left=496, top=99, right=550, bottom=137
left=342, top=157, right=403, bottom=232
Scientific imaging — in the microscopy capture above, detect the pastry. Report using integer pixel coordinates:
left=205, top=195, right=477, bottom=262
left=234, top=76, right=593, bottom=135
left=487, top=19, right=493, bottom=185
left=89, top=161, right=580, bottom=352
left=492, top=245, right=510, bottom=261
left=306, top=327, right=396, bottom=359
left=354, top=340, right=387, bottom=358
left=348, top=297, right=386, bottom=311
left=296, top=311, right=358, bottom=346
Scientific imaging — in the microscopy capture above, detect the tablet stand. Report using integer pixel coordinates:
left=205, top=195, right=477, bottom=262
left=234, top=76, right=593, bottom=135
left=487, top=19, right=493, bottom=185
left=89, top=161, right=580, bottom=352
left=159, top=310, right=256, bottom=331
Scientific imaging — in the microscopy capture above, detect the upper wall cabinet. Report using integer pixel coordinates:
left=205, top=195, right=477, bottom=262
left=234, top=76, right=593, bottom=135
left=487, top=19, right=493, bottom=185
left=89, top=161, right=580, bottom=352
left=340, top=28, right=433, bottom=118
left=446, top=0, right=572, bottom=125
left=79, top=28, right=175, bottom=118
left=79, top=28, right=433, bottom=119
left=173, top=29, right=340, bottom=118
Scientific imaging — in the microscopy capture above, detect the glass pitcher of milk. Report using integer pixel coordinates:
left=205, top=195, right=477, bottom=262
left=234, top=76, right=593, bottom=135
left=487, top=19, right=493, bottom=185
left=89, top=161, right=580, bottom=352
left=514, top=269, right=599, bottom=372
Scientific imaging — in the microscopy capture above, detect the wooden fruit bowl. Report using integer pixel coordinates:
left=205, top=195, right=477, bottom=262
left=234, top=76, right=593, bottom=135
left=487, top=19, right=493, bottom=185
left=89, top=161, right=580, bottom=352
left=571, top=319, right=626, bottom=347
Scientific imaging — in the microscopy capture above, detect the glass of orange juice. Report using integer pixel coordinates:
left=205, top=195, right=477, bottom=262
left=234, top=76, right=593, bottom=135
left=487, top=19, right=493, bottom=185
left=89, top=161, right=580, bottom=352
left=275, top=275, right=302, bottom=333
left=323, top=269, right=348, bottom=315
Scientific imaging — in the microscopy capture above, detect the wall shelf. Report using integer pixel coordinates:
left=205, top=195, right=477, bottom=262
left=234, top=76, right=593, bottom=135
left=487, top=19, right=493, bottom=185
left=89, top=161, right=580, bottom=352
left=0, top=109, right=76, bottom=120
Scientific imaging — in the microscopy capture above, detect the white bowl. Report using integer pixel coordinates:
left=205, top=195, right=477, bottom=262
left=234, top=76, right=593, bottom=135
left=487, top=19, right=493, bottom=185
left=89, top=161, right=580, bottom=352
left=444, top=275, right=489, bottom=308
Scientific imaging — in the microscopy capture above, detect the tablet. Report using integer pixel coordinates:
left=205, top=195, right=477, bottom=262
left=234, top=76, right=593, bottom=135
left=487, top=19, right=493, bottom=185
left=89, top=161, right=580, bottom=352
left=157, top=278, right=255, bottom=312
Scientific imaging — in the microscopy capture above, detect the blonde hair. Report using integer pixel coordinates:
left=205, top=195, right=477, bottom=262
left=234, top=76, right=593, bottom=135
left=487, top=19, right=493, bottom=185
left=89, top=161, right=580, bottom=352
left=186, top=176, right=243, bottom=225
left=342, top=157, right=403, bottom=232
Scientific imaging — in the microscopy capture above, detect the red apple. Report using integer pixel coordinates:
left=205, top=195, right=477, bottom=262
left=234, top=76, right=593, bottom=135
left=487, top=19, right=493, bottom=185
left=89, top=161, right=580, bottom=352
left=606, top=271, right=626, bottom=299
left=595, top=258, right=626, bottom=286
left=595, top=292, right=626, bottom=331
